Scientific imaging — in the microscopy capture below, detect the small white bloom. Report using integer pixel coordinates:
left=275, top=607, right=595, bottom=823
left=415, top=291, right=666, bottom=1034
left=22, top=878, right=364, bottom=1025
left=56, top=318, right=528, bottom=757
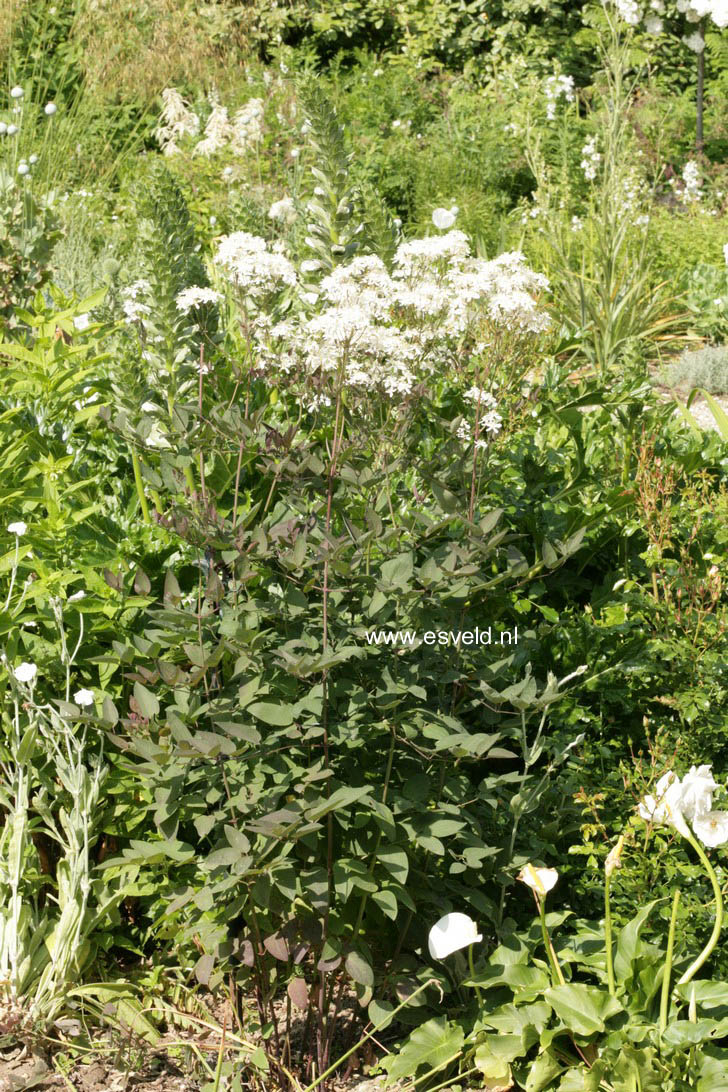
left=14, top=661, right=37, bottom=684
left=73, top=688, right=95, bottom=707
left=6, top=124, right=18, bottom=136
left=693, top=811, right=728, bottom=848
left=428, top=912, right=482, bottom=959
left=10, top=86, right=23, bottom=99
left=44, top=102, right=57, bottom=115
left=291, top=147, right=300, bottom=158
left=28, top=153, right=38, bottom=164
left=684, top=30, right=705, bottom=53
left=73, top=313, right=90, bottom=331
left=518, top=864, right=559, bottom=898
left=17, top=162, right=29, bottom=176
left=68, top=589, right=85, bottom=602
left=432, top=207, right=457, bottom=230
left=8, top=521, right=27, bottom=535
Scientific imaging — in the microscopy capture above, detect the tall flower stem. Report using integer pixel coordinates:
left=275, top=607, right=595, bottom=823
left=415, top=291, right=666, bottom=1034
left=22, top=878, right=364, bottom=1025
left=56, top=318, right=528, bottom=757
left=604, top=869, right=616, bottom=998
left=677, top=832, right=723, bottom=986
left=538, top=896, right=565, bottom=987
left=660, top=888, right=681, bottom=1033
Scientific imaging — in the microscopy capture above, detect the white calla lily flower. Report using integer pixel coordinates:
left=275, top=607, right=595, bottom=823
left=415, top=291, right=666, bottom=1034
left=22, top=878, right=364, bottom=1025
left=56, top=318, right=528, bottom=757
left=428, top=912, right=482, bottom=960
left=518, top=864, right=559, bottom=898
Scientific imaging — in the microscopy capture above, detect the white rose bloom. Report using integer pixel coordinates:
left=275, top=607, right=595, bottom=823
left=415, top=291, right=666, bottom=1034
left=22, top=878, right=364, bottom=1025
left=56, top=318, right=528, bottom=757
left=8, top=521, right=27, bottom=535
left=73, top=688, right=95, bottom=707
left=693, top=811, right=728, bottom=848
left=518, top=864, right=559, bottom=897
left=680, top=765, right=719, bottom=823
left=428, top=912, right=482, bottom=959
left=14, top=661, right=37, bottom=683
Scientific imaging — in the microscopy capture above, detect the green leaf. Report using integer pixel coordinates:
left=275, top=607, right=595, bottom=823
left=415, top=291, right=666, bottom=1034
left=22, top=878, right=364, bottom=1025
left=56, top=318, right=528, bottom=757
left=381, top=1017, right=464, bottom=1083
left=133, top=681, right=159, bottom=719
left=345, top=949, right=374, bottom=988
left=614, top=899, right=660, bottom=985
left=544, top=984, right=622, bottom=1037
left=247, top=702, right=294, bottom=726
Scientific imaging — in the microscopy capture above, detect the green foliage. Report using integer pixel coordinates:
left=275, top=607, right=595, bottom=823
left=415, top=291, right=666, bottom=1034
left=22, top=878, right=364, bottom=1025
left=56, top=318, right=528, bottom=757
left=663, top=344, right=728, bottom=395
left=0, top=172, right=61, bottom=327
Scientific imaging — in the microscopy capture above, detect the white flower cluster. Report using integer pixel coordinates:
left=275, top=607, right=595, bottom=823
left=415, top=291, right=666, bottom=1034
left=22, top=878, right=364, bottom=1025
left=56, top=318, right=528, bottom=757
left=155, top=88, right=200, bottom=156
left=544, top=74, right=575, bottom=120
left=214, top=232, right=297, bottom=297
left=580, top=136, right=602, bottom=181
left=682, top=159, right=703, bottom=202
left=195, top=99, right=232, bottom=157
left=230, top=98, right=264, bottom=153
left=121, top=280, right=152, bottom=322
left=251, top=230, right=549, bottom=402
left=175, top=286, right=223, bottom=313
left=155, top=88, right=266, bottom=158
left=639, top=765, right=728, bottom=846
left=613, top=0, right=728, bottom=31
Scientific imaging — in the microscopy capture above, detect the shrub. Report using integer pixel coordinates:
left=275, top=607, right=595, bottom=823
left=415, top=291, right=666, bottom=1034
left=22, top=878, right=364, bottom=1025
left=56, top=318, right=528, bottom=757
left=662, top=344, right=728, bottom=395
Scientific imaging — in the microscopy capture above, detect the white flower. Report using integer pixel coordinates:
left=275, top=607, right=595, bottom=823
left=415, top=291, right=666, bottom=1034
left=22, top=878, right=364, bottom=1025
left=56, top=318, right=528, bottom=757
left=291, top=147, right=300, bottom=158
left=639, top=770, right=685, bottom=825
left=28, top=154, right=37, bottom=164
left=680, top=765, right=719, bottom=822
left=580, top=136, right=601, bottom=181
left=6, top=124, right=18, bottom=136
left=73, top=313, right=90, bottom=331
left=10, top=86, right=24, bottom=99
left=613, top=0, right=642, bottom=23
left=645, top=13, right=664, bottom=31
left=268, top=196, right=297, bottom=223
left=175, top=286, right=222, bottom=313
left=17, top=162, right=29, bottom=176
left=300, top=259, right=321, bottom=273
left=432, top=207, right=457, bottom=230
left=428, top=912, right=482, bottom=959
left=14, top=661, right=37, bottom=684
left=73, top=688, right=95, bottom=707
left=8, top=521, right=27, bottom=535
left=68, top=589, right=85, bottom=602
left=44, top=102, right=57, bottom=115
left=684, top=30, right=705, bottom=53
left=682, top=159, right=703, bottom=203
left=518, top=864, right=559, bottom=898
left=693, top=811, right=728, bottom=848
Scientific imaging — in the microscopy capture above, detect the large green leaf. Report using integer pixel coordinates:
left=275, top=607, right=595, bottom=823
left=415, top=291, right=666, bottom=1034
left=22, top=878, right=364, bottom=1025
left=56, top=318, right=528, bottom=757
left=381, top=1017, right=464, bottom=1083
left=544, top=984, right=622, bottom=1037
left=614, top=899, right=660, bottom=986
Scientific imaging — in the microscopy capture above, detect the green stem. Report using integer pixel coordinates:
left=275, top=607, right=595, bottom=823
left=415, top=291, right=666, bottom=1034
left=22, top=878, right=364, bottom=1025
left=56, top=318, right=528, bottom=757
left=604, top=872, right=616, bottom=998
left=539, top=897, right=565, bottom=987
left=677, top=832, right=724, bottom=986
left=131, top=450, right=151, bottom=524
left=660, top=888, right=681, bottom=1033
left=468, top=943, right=482, bottom=1008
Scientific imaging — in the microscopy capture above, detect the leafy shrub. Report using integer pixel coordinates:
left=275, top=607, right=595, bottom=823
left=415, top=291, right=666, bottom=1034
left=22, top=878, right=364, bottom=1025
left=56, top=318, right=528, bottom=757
left=662, top=344, right=728, bottom=395
left=0, top=171, right=61, bottom=326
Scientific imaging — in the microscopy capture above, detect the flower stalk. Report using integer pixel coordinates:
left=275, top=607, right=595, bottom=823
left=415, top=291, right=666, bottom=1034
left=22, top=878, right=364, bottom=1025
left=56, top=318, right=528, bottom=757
left=660, top=888, right=681, bottom=1033
left=677, top=830, right=723, bottom=986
